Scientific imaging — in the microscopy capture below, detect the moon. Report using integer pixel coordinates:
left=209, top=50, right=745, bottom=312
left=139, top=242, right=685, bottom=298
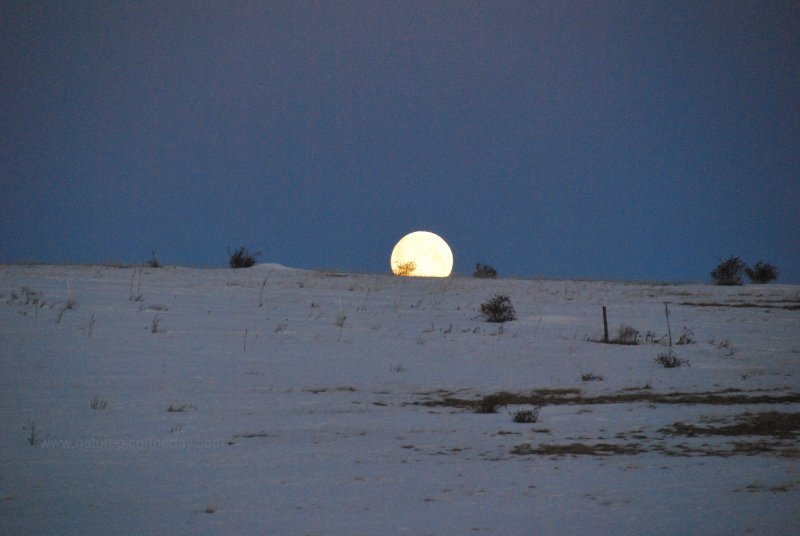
left=390, top=231, right=453, bottom=277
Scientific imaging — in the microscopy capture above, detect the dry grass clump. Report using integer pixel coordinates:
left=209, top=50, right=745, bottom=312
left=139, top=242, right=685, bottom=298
left=512, top=405, right=543, bottom=424
left=510, top=442, right=645, bottom=456
left=656, top=349, right=689, bottom=368
left=615, top=324, right=640, bottom=345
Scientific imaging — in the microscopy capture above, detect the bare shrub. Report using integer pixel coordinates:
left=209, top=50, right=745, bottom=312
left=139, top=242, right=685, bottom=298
left=90, top=396, right=108, bottom=410
left=394, top=261, right=417, bottom=276
left=656, top=349, right=689, bottom=368
left=581, top=372, right=604, bottom=382
left=480, top=294, right=517, bottom=323
left=711, top=256, right=745, bottom=286
left=21, top=287, right=43, bottom=305
left=615, top=324, right=640, bottom=345
left=745, top=262, right=778, bottom=284
left=228, top=246, right=260, bottom=269
left=512, top=405, right=542, bottom=424
left=473, top=263, right=497, bottom=279
left=676, top=327, right=696, bottom=345
left=167, top=401, right=196, bottom=412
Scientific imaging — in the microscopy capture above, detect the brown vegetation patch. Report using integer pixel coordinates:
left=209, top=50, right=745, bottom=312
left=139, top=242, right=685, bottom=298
left=736, top=481, right=800, bottom=493
left=659, top=412, right=800, bottom=439
left=510, top=442, right=645, bottom=456
left=416, top=388, right=800, bottom=410
left=680, top=301, right=800, bottom=311
left=306, top=386, right=358, bottom=394
left=233, top=431, right=271, bottom=439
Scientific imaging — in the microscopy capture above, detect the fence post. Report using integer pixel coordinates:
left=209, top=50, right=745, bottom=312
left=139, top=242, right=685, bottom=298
left=602, top=306, right=609, bottom=343
left=664, top=302, right=672, bottom=347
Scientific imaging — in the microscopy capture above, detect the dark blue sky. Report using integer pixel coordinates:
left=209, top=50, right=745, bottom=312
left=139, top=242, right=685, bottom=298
left=2, top=2, right=798, bottom=282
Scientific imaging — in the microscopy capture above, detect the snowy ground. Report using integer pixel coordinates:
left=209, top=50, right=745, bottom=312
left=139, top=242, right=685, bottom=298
left=1, top=264, right=799, bottom=535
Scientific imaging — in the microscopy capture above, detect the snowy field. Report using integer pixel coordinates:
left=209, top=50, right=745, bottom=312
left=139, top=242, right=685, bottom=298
left=1, top=264, right=798, bottom=535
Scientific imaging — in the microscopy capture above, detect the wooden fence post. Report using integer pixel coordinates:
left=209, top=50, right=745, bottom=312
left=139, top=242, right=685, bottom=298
left=602, top=306, right=609, bottom=343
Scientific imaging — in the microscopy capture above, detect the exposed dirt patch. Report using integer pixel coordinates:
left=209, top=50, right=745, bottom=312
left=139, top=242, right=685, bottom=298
left=414, top=388, right=800, bottom=411
left=735, top=481, right=800, bottom=493
left=680, top=301, right=800, bottom=311
left=510, top=442, right=645, bottom=456
left=306, top=386, right=358, bottom=394
left=659, top=412, right=800, bottom=439
left=414, top=390, right=800, bottom=459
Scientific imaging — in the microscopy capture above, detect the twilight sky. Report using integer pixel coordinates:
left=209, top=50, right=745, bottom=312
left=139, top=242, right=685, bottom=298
left=2, top=1, right=798, bottom=282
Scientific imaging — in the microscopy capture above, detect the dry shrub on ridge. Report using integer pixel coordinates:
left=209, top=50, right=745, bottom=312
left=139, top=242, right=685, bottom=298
left=480, top=294, right=517, bottom=323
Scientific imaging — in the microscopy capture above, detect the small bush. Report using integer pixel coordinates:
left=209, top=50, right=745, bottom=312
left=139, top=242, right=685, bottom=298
left=473, top=263, right=497, bottom=279
left=166, top=401, right=196, bottom=412
left=480, top=294, right=517, bottom=323
left=615, top=324, right=640, bottom=345
left=228, top=247, right=260, bottom=269
left=711, top=256, right=745, bottom=286
left=512, top=405, right=542, bottom=424
left=676, top=327, right=696, bottom=345
left=581, top=372, right=604, bottom=382
left=394, top=261, right=417, bottom=276
left=90, top=396, right=108, bottom=410
left=745, top=262, right=778, bottom=284
left=656, top=349, right=689, bottom=368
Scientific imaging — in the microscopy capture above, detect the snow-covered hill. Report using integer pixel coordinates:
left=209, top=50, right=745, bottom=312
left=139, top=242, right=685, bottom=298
left=2, top=264, right=798, bottom=535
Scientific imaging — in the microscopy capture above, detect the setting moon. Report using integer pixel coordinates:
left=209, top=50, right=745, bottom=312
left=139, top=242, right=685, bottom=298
left=390, top=231, right=453, bottom=277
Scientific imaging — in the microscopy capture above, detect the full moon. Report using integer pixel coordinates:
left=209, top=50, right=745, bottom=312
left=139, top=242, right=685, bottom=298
left=390, top=231, right=453, bottom=277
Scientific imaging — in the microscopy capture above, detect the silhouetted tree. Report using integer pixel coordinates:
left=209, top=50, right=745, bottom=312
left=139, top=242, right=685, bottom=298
left=473, top=263, right=497, bottom=279
left=745, top=261, right=778, bottom=283
left=710, top=256, right=745, bottom=286
left=394, top=261, right=417, bottom=276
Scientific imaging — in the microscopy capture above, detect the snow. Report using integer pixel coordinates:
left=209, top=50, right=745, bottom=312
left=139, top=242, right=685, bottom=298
left=1, top=264, right=799, bottom=535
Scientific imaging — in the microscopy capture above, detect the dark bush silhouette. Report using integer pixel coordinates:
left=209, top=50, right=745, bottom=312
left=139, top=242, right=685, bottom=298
left=228, top=247, right=260, bottom=269
left=711, top=256, right=745, bottom=286
left=472, top=262, right=497, bottom=279
left=480, top=294, right=517, bottom=323
left=745, top=262, right=778, bottom=284
left=473, top=263, right=497, bottom=279
left=394, top=261, right=417, bottom=276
